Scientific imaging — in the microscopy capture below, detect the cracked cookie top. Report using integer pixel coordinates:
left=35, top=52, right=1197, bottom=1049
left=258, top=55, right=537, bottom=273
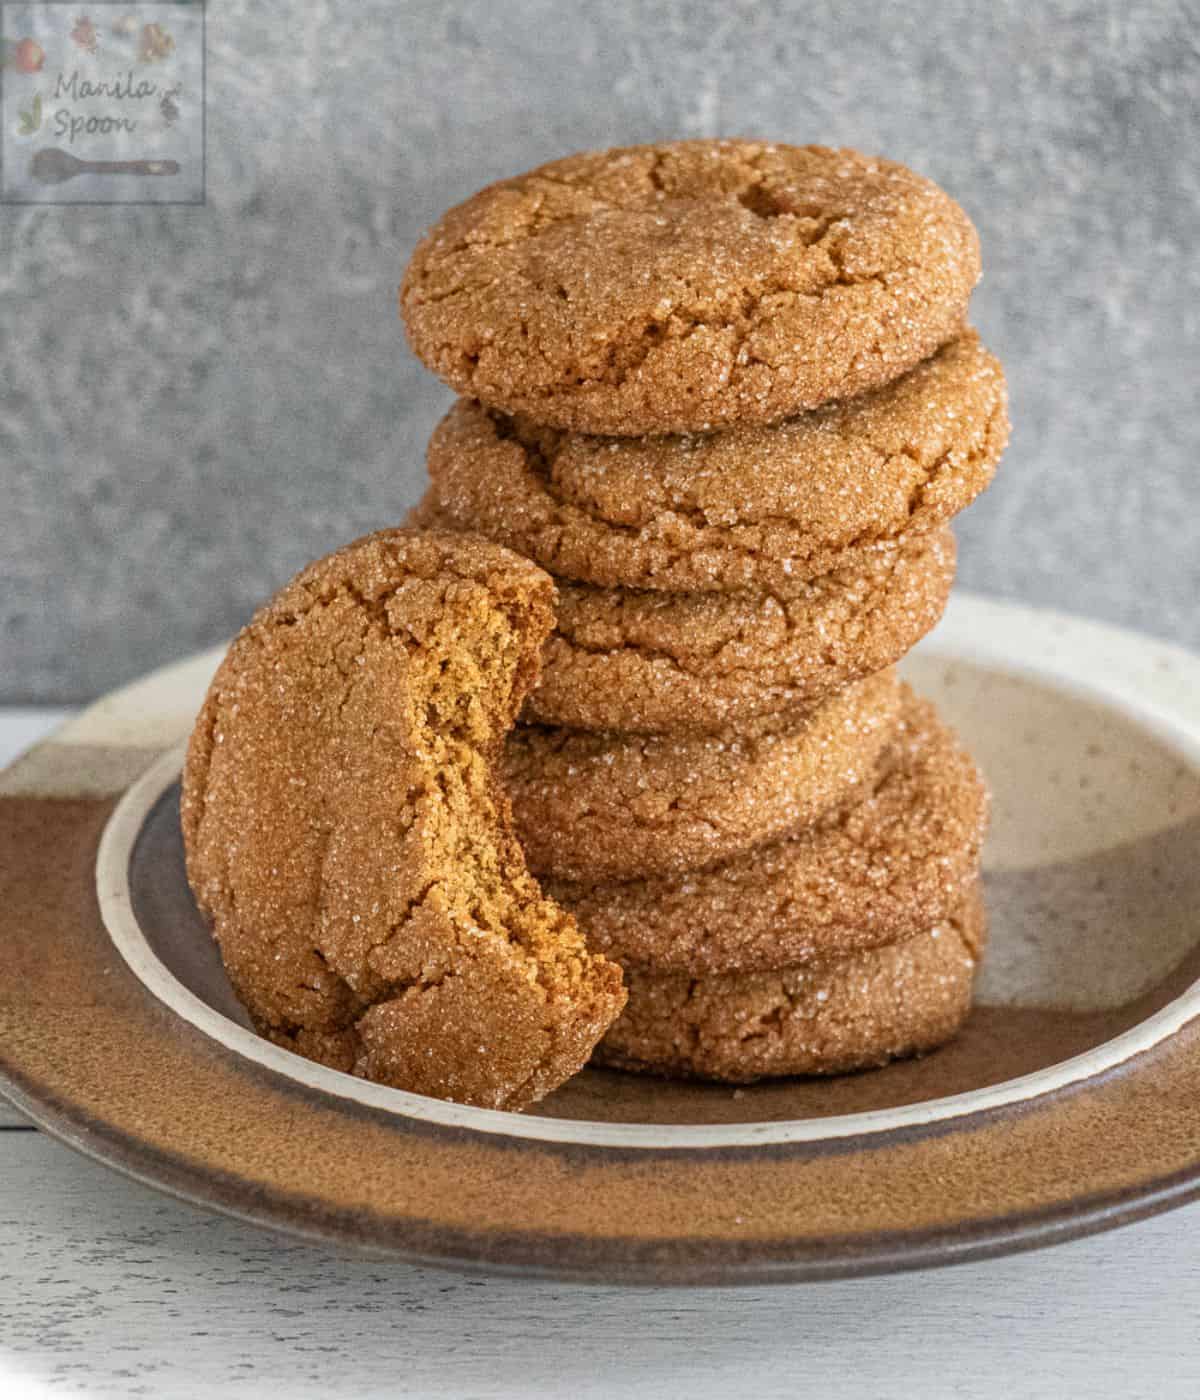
left=423, top=331, right=1004, bottom=593
left=401, top=140, right=981, bottom=434
left=181, top=528, right=625, bottom=1111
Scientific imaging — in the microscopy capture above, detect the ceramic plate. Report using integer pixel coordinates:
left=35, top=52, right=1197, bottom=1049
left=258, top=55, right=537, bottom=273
left=3, top=592, right=1200, bottom=1284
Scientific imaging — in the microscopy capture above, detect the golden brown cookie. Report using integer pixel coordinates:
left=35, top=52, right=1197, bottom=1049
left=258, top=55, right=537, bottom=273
left=594, top=886, right=986, bottom=1083
left=422, top=333, right=1004, bottom=592
left=503, top=670, right=900, bottom=883
left=401, top=140, right=980, bottom=435
left=408, top=493, right=956, bottom=734
left=546, top=689, right=988, bottom=975
left=181, top=528, right=625, bottom=1111
left=525, top=531, right=955, bottom=734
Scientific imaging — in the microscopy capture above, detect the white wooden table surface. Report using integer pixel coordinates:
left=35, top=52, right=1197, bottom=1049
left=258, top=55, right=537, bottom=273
left=2, top=710, right=1198, bottom=1399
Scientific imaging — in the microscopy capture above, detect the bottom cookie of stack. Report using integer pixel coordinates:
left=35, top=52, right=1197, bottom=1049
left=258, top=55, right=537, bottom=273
left=594, top=885, right=986, bottom=1083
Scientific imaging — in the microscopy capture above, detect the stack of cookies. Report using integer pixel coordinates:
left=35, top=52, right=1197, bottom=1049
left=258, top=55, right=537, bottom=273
left=400, top=140, right=1008, bottom=1083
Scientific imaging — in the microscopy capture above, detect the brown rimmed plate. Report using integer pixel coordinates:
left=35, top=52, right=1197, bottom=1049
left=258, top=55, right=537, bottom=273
left=3, top=592, right=1200, bottom=1284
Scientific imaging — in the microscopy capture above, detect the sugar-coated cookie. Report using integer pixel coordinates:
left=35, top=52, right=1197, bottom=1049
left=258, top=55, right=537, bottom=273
left=525, top=531, right=955, bottom=733
left=182, top=529, right=625, bottom=1110
left=504, top=670, right=900, bottom=882
left=402, top=140, right=980, bottom=434
left=546, top=689, right=988, bottom=975
left=422, top=333, right=1003, bottom=592
left=594, top=886, right=985, bottom=1082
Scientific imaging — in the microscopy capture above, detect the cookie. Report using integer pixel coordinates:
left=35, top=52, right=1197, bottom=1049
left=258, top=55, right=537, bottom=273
left=526, top=531, right=955, bottom=734
left=408, top=493, right=955, bottom=734
left=545, top=689, right=988, bottom=975
left=594, top=886, right=986, bottom=1083
left=422, top=332, right=1004, bottom=592
left=503, top=669, right=900, bottom=883
left=181, top=528, right=626, bottom=1111
left=401, top=139, right=980, bottom=435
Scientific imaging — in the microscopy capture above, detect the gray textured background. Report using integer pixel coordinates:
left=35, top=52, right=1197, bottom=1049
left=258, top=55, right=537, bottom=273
left=3, top=0, right=1199, bottom=702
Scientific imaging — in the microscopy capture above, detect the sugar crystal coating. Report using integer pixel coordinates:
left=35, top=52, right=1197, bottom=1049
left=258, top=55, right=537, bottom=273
left=423, top=331, right=1004, bottom=593
left=546, top=690, right=989, bottom=976
left=504, top=670, right=901, bottom=882
left=596, top=885, right=986, bottom=1083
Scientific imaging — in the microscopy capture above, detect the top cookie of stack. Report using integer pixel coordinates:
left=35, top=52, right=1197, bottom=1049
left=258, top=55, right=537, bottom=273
left=402, top=139, right=983, bottom=435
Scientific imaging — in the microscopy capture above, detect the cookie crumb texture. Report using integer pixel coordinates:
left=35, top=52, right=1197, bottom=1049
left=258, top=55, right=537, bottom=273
left=181, top=529, right=625, bottom=1111
left=548, top=689, right=988, bottom=976
left=504, top=670, right=901, bottom=883
left=401, top=140, right=980, bottom=435
left=595, top=886, right=986, bottom=1082
left=423, top=332, right=1004, bottom=594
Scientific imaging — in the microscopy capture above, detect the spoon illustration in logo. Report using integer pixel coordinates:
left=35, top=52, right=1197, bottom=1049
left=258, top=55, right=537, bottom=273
left=31, top=147, right=180, bottom=184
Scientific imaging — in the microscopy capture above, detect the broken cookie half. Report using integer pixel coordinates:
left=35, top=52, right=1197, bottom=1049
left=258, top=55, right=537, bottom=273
left=181, top=528, right=626, bottom=1110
